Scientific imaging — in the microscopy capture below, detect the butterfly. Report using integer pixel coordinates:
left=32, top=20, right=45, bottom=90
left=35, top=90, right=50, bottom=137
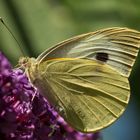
left=19, top=27, right=140, bottom=133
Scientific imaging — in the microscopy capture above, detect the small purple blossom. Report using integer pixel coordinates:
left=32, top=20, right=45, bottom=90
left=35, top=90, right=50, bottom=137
left=0, top=52, right=101, bottom=140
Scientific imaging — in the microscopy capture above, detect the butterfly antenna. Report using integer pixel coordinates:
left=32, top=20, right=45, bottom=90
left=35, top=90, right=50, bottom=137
left=14, top=63, right=21, bottom=69
left=0, top=17, right=25, bottom=56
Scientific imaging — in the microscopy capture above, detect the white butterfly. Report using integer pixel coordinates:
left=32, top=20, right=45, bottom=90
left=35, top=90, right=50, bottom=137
left=20, top=27, right=140, bottom=132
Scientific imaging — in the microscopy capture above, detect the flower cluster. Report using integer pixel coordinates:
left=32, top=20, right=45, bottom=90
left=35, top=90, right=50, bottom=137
left=0, top=52, right=100, bottom=140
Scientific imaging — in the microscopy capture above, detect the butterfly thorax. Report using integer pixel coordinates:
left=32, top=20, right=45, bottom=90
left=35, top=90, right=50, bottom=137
left=19, top=57, right=39, bottom=84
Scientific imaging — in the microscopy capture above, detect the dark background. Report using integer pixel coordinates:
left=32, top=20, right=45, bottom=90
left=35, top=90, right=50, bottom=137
left=0, top=0, right=140, bottom=140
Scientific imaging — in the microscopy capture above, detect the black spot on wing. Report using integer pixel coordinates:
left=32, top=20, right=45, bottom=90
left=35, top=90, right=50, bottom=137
left=96, top=52, right=109, bottom=62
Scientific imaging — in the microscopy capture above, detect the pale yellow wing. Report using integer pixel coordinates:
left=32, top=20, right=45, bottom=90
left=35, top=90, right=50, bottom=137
left=34, top=58, right=130, bottom=132
left=31, top=27, right=140, bottom=132
left=37, top=27, right=140, bottom=77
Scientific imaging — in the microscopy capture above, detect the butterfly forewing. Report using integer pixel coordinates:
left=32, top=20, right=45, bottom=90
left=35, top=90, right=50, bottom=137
left=37, top=27, right=140, bottom=77
left=33, top=58, right=130, bottom=132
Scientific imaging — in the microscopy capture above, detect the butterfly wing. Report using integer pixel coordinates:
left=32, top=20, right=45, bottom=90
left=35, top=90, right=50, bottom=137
left=37, top=27, right=140, bottom=77
left=32, top=27, right=140, bottom=132
left=35, top=58, right=130, bottom=132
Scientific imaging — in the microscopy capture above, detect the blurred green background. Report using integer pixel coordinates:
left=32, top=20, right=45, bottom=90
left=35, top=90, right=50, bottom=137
left=0, top=0, right=140, bottom=140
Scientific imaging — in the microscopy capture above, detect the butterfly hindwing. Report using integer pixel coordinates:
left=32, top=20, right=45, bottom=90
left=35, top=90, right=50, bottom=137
left=35, top=58, right=130, bottom=132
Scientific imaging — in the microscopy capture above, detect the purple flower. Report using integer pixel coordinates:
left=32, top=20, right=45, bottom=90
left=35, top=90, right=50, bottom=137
left=0, top=52, right=100, bottom=140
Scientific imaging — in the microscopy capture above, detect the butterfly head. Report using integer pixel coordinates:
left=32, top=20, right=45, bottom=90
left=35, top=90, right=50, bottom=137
left=18, top=57, right=36, bottom=70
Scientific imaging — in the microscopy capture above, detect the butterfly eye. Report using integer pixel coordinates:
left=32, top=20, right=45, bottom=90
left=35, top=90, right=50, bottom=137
left=19, top=57, right=30, bottom=68
left=95, top=52, right=109, bottom=62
